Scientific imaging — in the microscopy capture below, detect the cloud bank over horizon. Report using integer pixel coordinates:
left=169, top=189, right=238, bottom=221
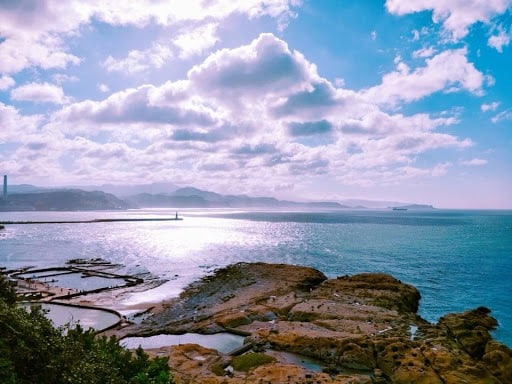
left=1, top=1, right=511, bottom=208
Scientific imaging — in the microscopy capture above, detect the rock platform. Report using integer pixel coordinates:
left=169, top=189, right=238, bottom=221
left=114, top=262, right=511, bottom=383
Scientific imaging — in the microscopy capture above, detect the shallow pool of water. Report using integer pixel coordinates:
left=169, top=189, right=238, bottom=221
left=17, top=270, right=127, bottom=291
left=121, top=333, right=245, bottom=353
left=22, top=302, right=120, bottom=331
left=266, top=350, right=324, bottom=372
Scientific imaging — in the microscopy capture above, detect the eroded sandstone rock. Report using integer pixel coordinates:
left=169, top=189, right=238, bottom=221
left=118, top=263, right=510, bottom=384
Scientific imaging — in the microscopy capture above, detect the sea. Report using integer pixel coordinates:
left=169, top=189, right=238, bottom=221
left=1, top=208, right=511, bottom=347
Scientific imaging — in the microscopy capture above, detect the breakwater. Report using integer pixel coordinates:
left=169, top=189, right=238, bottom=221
left=0, top=217, right=182, bottom=225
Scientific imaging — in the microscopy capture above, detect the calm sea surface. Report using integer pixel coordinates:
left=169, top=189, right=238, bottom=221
left=1, top=209, right=511, bottom=346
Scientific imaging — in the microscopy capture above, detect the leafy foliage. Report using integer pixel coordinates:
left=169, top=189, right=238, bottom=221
left=0, top=274, right=172, bottom=384
left=0, top=274, right=16, bottom=305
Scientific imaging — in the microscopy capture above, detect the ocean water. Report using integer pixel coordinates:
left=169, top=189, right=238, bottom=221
left=1, top=209, right=511, bottom=347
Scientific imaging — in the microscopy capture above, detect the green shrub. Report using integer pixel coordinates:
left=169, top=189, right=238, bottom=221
left=0, top=274, right=172, bottom=384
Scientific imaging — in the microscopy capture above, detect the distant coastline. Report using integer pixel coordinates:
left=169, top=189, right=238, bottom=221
left=1, top=184, right=434, bottom=211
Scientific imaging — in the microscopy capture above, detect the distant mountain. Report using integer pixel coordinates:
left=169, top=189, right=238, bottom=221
left=74, top=182, right=179, bottom=197
left=0, top=189, right=129, bottom=211
left=173, top=187, right=225, bottom=202
left=126, top=186, right=350, bottom=209
left=1, top=183, right=434, bottom=211
left=126, top=193, right=210, bottom=208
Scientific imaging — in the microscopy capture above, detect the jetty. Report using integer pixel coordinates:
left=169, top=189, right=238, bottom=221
left=0, top=216, right=183, bottom=225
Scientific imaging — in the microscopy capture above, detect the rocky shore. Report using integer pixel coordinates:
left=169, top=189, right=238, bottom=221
left=107, top=262, right=511, bottom=384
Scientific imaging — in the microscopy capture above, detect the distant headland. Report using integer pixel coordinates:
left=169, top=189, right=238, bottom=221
left=0, top=182, right=434, bottom=211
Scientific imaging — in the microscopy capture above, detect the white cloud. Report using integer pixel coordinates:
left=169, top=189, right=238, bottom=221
left=188, top=33, right=318, bottom=109
left=52, top=74, right=79, bottom=84
left=0, top=102, right=42, bottom=141
left=98, top=83, right=110, bottom=93
left=102, top=43, right=173, bottom=74
left=461, top=158, right=488, bottom=165
left=385, top=0, right=512, bottom=40
left=11, top=82, right=69, bottom=104
left=363, top=48, right=485, bottom=106
left=173, top=23, right=220, bottom=58
left=0, top=0, right=301, bottom=75
left=334, top=78, right=345, bottom=87
left=5, top=33, right=475, bottom=190
left=412, top=46, right=437, bottom=58
left=488, top=28, right=511, bottom=52
left=481, top=101, right=500, bottom=111
left=0, top=75, right=15, bottom=90
left=491, top=109, right=512, bottom=123
left=0, top=35, right=81, bottom=75
left=371, top=30, right=377, bottom=40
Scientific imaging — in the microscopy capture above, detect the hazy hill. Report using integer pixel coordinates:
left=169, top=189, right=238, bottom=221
left=1, top=183, right=434, bottom=210
left=127, top=187, right=350, bottom=209
left=0, top=190, right=129, bottom=211
left=74, top=182, right=179, bottom=197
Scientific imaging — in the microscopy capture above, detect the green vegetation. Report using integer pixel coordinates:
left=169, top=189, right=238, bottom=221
left=231, top=352, right=276, bottom=372
left=0, top=275, right=172, bottom=384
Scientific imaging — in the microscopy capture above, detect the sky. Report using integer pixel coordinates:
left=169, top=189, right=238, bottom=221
left=0, top=0, right=511, bottom=209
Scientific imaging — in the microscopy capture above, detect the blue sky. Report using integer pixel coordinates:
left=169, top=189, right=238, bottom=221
left=0, top=0, right=511, bottom=208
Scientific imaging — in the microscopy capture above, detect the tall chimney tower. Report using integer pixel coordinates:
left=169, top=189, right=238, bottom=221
left=3, top=175, right=7, bottom=200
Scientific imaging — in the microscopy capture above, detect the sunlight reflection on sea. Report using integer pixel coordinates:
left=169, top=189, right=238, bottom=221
left=1, top=208, right=511, bottom=347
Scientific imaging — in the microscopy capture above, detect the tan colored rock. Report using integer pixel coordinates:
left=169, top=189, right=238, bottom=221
left=114, top=263, right=510, bottom=384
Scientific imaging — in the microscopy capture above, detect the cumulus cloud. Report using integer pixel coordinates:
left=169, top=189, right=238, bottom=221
left=173, top=23, right=219, bottom=58
left=189, top=33, right=316, bottom=100
left=97, top=83, right=110, bottom=93
left=0, top=35, right=81, bottom=75
left=0, top=102, right=42, bottom=141
left=481, top=101, right=500, bottom=111
left=385, top=0, right=512, bottom=40
left=10, top=33, right=475, bottom=189
left=488, top=28, right=511, bottom=52
left=271, top=80, right=348, bottom=119
left=363, top=48, right=485, bottom=106
left=0, top=75, right=15, bottom=90
left=0, top=0, right=300, bottom=75
left=54, top=84, right=217, bottom=128
left=103, top=43, right=173, bottom=73
left=11, top=82, right=69, bottom=104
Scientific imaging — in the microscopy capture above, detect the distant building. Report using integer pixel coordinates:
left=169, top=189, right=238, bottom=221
left=3, top=175, right=7, bottom=200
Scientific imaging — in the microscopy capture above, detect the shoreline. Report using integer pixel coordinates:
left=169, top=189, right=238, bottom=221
left=7, top=261, right=512, bottom=383
left=116, top=262, right=512, bottom=383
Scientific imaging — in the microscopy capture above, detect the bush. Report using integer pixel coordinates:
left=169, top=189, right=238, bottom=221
left=0, top=274, right=172, bottom=384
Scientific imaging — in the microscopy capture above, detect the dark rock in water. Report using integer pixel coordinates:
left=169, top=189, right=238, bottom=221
left=117, top=262, right=511, bottom=383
